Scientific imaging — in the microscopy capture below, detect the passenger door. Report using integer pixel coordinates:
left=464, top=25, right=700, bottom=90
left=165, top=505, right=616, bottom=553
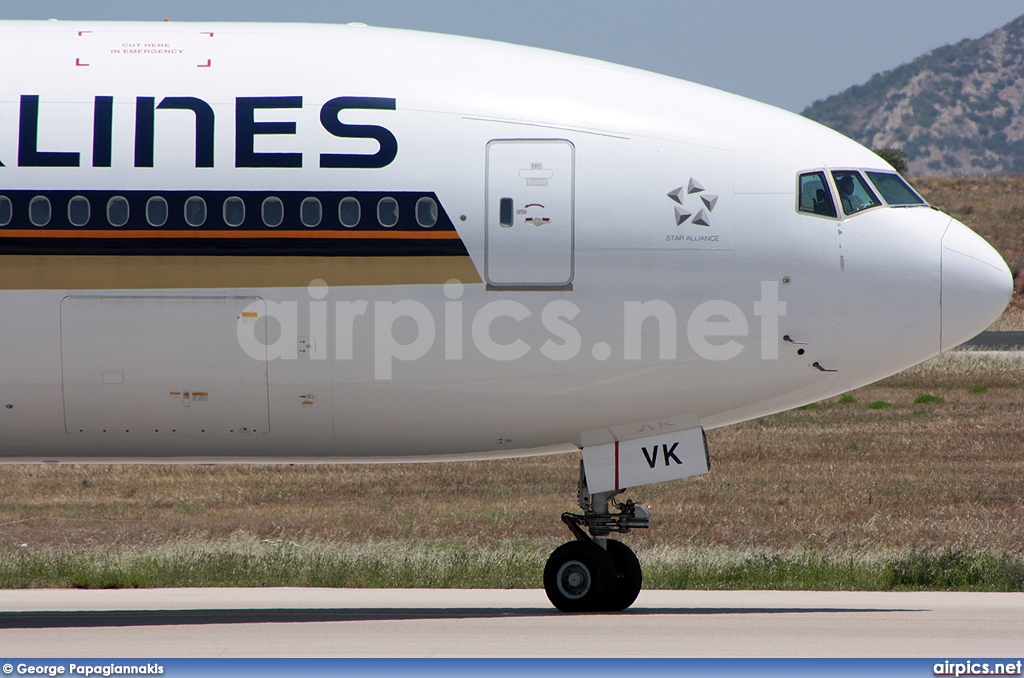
left=485, top=139, right=575, bottom=287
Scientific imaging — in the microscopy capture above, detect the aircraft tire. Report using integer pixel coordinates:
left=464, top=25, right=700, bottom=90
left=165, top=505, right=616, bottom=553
left=604, top=539, right=642, bottom=611
left=543, top=540, right=616, bottom=612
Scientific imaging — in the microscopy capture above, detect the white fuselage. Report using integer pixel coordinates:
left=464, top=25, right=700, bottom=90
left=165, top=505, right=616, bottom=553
left=0, top=21, right=1012, bottom=461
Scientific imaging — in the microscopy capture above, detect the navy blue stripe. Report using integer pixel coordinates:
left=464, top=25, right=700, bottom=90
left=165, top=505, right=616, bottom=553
left=0, top=236, right=467, bottom=257
left=0, top=190, right=466, bottom=256
left=0, top=189, right=456, bottom=232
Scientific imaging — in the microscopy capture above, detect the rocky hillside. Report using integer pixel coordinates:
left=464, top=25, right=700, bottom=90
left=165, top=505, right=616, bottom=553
left=802, top=14, right=1024, bottom=176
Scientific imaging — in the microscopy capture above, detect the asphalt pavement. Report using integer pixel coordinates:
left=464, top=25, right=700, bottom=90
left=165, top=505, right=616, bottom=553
left=0, top=588, right=1021, bottom=657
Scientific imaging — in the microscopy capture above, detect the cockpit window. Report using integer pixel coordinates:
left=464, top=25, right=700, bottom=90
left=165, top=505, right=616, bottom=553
left=832, top=170, right=881, bottom=216
left=865, top=171, right=926, bottom=206
left=798, top=172, right=837, bottom=218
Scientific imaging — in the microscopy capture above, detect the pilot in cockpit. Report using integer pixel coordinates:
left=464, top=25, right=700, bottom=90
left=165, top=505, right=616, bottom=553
left=837, top=174, right=864, bottom=214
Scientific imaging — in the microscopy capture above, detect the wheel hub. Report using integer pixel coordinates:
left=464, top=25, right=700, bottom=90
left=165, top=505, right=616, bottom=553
left=556, top=560, right=590, bottom=599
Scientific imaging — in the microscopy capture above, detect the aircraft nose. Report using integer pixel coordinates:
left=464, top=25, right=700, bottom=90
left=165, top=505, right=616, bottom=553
left=941, top=219, right=1014, bottom=352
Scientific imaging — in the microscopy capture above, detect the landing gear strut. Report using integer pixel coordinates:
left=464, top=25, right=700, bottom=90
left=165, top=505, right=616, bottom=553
left=544, top=462, right=650, bottom=612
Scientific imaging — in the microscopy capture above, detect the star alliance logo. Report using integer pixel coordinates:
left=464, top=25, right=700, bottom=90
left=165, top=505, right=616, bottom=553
left=667, top=178, right=718, bottom=227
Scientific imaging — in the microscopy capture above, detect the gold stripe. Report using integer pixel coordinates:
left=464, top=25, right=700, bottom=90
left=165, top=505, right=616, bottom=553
left=0, top=229, right=462, bottom=240
left=0, top=255, right=482, bottom=290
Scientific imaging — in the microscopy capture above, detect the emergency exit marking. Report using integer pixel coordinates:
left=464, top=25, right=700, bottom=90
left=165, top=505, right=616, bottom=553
left=519, top=165, right=554, bottom=186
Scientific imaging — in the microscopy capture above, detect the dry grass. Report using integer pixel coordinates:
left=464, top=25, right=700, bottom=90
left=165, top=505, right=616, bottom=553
left=3, top=539, right=1020, bottom=591
left=914, top=177, right=1024, bottom=327
left=2, top=353, right=1022, bottom=560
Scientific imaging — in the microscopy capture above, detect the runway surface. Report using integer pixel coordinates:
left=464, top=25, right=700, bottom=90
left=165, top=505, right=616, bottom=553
left=0, top=588, right=1021, bottom=657
left=960, top=330, right=1024, bottom=350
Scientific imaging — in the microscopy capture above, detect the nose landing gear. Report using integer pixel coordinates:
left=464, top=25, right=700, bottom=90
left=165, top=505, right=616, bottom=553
left=544, top=462, right=649, bottom=612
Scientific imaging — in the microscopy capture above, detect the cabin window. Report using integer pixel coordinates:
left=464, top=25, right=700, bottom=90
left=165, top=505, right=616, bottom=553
left=107, top=196, right=130, bottom=227
left=68, top=196, right=91, bottom=227
left=301, top=197, right=322, bottom=227
left=377, top=197, right=399, bottom=227
left=29, top=196, right=51, bottom=227
left=798, top=172, right=836, bottom=218
left=0, top=196, right=11, bottom=226
left=262, top=197, right=284, bottom=227
left=415, top=197, right=438, bottom=228
left=865, top=171, right=925, bottom=206
left=499, top=197, right=514, bottom=227
left=832, top=170, right=881, bottom=216
left=146, top=197, right=168, bottom=227
left=223, top=196, right=246, bottom=227
left=339, top=197, right=360, bottom=227
left=185, top=196, right=207, bottom=227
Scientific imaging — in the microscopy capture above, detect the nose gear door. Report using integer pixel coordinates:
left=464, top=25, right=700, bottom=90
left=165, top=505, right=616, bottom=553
left=485, top=139, right=575, bottom=287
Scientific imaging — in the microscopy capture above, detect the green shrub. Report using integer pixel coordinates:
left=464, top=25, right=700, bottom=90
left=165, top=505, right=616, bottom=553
left=875, top=147, right=909, bottom=174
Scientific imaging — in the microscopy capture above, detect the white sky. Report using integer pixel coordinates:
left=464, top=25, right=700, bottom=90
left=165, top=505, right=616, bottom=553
left=3, top=0, right=1023, bottom=112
